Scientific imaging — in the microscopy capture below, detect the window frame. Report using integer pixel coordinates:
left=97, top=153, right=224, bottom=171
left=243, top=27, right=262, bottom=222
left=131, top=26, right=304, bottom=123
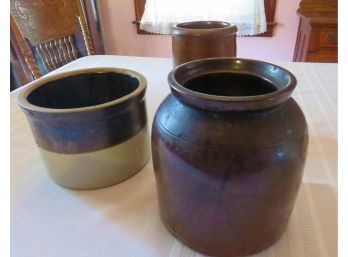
left=133, top=0, right=277, bottom=37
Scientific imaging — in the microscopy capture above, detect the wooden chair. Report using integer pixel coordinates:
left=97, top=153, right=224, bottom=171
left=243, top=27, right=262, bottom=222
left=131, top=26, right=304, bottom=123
left=10, top=0, right=95, bottom=80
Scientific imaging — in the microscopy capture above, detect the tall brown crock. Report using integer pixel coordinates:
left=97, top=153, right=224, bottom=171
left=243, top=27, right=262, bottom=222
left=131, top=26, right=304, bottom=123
left=151, top=58, right=308, bottom=257
left=171, top=21, right=237, bottom=67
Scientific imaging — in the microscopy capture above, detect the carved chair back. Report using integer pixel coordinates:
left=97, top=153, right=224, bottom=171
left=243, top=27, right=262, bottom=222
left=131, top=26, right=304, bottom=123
left=10, top=0, right=95, bottom=79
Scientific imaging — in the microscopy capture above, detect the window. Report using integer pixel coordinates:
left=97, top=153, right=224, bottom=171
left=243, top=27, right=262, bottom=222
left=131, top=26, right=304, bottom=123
left=133, top=0, right=277, bottom=36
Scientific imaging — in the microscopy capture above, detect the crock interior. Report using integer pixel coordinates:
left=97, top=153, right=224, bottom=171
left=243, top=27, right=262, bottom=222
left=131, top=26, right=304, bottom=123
left=177, top=21, right=230, bottom=29
left=27, top=72, right=139, bottom=109
left=183, top=72, right=277, bottom=97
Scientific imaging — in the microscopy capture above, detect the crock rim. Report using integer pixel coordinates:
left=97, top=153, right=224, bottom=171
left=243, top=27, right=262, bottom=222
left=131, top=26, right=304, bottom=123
left=168, top=57, right=297, bottom=111
left=17, top=67, right=147, bottom=114
left=171, top=21, right=238, bottom=36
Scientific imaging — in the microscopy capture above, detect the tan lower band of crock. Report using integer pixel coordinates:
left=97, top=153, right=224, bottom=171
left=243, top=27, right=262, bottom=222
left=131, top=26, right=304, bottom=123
left=38, top=126, right=150, bottom=190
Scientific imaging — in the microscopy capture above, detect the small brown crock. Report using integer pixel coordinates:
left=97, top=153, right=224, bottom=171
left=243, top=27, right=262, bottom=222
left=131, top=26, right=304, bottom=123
left=171, top=21, right=237, bottom=67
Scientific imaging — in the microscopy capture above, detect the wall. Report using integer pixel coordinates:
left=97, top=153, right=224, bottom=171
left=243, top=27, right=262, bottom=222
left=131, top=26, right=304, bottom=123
left=98, top=0, right=301, bottom=62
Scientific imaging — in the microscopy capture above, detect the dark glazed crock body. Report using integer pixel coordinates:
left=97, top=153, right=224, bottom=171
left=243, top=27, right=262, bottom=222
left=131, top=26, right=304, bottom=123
left=151, top=58, right=308, bottom=257
left=171, top=21, right=237, bottom=67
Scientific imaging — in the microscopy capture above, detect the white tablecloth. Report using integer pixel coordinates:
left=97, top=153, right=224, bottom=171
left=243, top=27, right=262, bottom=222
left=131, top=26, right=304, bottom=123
left=11, top=56, right=337, bottom=257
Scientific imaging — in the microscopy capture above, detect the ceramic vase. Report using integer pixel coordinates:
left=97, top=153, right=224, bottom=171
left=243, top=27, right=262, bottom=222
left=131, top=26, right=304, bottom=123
left=18, top=67, right=150, bottom=190
left=151, top=58, right=308, bottom=257
left=171, top=21, right=237, bottom=67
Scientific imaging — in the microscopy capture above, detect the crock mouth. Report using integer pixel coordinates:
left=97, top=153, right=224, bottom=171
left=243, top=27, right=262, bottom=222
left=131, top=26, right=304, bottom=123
left=17, top=67, right=147, bottom=114
left=171, top=21, right=237, bottom=36
left=168, top=57, right=297, bottom=111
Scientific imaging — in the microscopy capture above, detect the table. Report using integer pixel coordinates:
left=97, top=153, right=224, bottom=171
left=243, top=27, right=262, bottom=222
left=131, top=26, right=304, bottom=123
left=11, top=55, right=337, bottom=257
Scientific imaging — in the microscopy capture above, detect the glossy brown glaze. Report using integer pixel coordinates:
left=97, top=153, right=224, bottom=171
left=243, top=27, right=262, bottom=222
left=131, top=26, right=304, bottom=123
left=151, top=58, right=308, bottom=257
left=171, top=21, right=237, bottom=67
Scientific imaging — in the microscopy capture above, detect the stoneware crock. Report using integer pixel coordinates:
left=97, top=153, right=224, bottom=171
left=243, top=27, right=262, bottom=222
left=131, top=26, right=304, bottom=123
left=151, top=58, right=308, bottom=257
left=171, top=21, right=237, bottom=67
left=18, top=67, right=150, bottom=190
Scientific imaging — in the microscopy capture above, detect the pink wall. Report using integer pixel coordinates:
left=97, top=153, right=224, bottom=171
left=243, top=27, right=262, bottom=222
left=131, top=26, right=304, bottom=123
left=98, top=0, right=301, bottom=62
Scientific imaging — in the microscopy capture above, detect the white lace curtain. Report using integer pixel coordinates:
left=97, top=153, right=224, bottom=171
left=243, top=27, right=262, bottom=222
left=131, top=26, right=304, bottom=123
left=140, top=0, right=267, bottom=36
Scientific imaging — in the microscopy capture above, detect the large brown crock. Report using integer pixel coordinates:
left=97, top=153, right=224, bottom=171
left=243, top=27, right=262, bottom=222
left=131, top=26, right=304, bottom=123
left=151, top=58, right=308, bottom=257
left=171, top=21, right=237, bottom=67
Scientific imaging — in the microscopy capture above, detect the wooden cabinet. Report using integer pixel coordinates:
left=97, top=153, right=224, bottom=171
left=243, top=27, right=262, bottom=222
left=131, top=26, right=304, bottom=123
left=293, top=0, right=337, bottom=62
